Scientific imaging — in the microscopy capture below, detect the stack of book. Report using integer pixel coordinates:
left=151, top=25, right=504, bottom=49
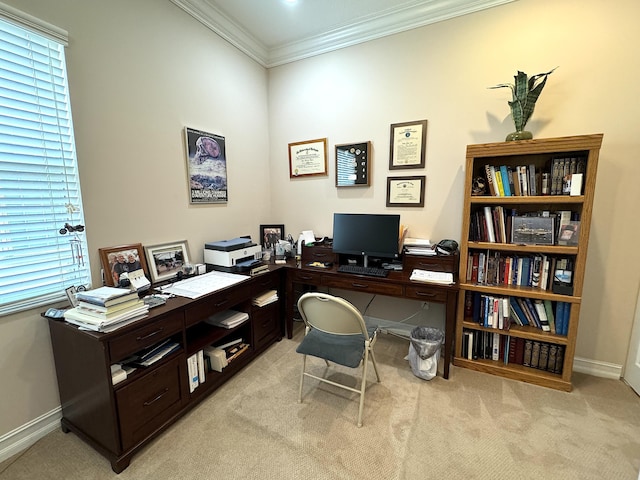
left=252, top=289, right=278, bottom=307
left=63, top=286, right=148, bottom=332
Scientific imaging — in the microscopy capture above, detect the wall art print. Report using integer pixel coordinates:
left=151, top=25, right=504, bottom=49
left=184, top=127, right=228, bottom=204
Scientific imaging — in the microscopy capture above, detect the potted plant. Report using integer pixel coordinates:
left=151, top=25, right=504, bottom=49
left=490, top=68, right=557, bottom=141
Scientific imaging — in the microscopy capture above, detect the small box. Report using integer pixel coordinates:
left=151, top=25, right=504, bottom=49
left=195, top=263, right=206, bottom=275
left=203, top=346, right=227, bottom=372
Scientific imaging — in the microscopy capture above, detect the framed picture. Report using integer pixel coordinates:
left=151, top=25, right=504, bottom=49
left=144, top=240, right=191, bottom=285
left=512, top=216, right=555, bottom=245
left=98, top=243, right=149, bottom=287
left=184, top=127, right=228, bottom=204
left=335, top=141, right=371, bottom=187
left=260, top=224, right=284, bottom=249
left=389, top=120, right=427, bottom=170
left=386, top=176, right=426, bottom=207
left=288, top=138, right=328, bottom=178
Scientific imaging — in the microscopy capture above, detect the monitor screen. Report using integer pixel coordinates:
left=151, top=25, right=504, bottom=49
left=332, top=213, right=400, bottom=261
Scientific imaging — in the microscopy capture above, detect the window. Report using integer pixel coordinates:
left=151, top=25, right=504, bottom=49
left=0, top=9, right=90, bottom=314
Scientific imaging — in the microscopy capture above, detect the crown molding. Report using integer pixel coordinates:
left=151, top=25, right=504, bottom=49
left=170, top=0, right=268, bottom=65
left=170, top=0, right=515, bottom=68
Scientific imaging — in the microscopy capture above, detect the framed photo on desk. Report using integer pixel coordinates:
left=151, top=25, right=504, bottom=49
left=99, top=243, right=148, bottom=286
left=145, top=240, right=191, bottom=284
left=260, top=224, right=284, bottom=249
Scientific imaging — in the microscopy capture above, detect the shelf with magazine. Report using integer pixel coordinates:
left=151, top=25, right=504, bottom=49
left=455, top=134, right=603, bottom=392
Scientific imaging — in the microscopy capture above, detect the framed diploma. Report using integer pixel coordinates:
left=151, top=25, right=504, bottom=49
left=386, top=176, right=425, bottom=207
left=335, top=141, right=371, bottom=187
left=389, top=120, right=427, bottom=170
left=288, top=138, right=328, bottom=178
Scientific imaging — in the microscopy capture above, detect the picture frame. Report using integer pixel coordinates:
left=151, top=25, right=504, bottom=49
left=386, top=176, right=426, bottom=207
left=335, top=141, right=371, bottom=187
left=511, top=216, right=555, bottom=245
left=98, top=243, right=149, bottom=287
left=389, top=120, right=427, bottom=170
left=184, top=127, right=228, bottom=204
left=144, top=240, right=191, bottom=285
left=260, top=224, right=285, bottom=249
left=288, top=138, right=328, bottom=178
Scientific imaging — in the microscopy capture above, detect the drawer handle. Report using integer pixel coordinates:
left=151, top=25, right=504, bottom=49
left=299, top=275, right=314, bottom=281
left=214, top=299, right=229, bottom=307
left=144, top=388, right=169, bottom=406
left=351, top=283, right=369, bottom=289
left=415, top=291, right=437, bottom=298
left=136, top=328, right=163, bottom=341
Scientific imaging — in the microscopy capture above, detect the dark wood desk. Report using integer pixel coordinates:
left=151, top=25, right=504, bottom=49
left=47, top=267, right=284, bottom=473
left=283, top=249, right=459, bottom=379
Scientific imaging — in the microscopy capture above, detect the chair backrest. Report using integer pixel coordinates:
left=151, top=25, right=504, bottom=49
left=297, top=292, right=369, bottom=339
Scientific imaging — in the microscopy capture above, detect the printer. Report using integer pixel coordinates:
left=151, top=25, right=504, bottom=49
left=204, top=236, right=262, bottom=272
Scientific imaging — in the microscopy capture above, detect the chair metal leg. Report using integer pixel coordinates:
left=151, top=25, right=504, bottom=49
left=369, top=349, right=381, bottom=383
left=298, top=355, right=307, bottom=403
left=357, top=349, right=370, bottom=427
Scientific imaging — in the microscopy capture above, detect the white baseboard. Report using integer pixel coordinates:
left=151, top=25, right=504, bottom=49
left=573, top=356, right=622, bottom=379
left=0, top=407, right=61, bottom=464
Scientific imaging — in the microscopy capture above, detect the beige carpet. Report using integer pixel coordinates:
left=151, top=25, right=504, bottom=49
left=2, top=322, right=640, bottom=480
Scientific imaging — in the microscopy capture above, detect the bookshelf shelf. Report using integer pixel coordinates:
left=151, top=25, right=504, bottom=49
left=454, top=134, right=603, bottom=391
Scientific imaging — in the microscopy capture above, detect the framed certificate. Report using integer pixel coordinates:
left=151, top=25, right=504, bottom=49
left=386, top=176, right=425, bottom=207
left=288, top=138, right=328, bottom=178
left=389, top=120, right=427, bottom=169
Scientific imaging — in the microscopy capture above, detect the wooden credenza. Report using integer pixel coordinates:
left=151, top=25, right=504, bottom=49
left=48, top=268, right=284, bottom=473
left=284, top=244, right=459, bottom=379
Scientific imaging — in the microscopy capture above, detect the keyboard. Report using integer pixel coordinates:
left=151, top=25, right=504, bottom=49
left=337, top=264, right=389, bottom=278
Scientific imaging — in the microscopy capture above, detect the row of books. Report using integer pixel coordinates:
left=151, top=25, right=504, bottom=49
left=464, top=291, right=572, bottom=336
left=482, top=158, right=585, bottom=197
left=550, top=156, right=586, bottom=195
left=64, top=286, right=149, bottom=332
left=461, top=330, right=565, bottom=374
left=467, top=250, right=574, bottom=294
left=470, top=207, right=580, bottom=245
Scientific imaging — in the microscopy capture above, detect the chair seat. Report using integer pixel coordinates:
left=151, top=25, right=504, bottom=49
left=296, top=325, right=377, bottom=368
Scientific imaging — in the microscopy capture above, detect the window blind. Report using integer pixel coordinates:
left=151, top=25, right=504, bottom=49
left=0, top=16, right=90, bottom=314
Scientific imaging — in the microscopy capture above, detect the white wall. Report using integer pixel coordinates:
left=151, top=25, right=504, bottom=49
left=1, top=0, right=639, bottom=452
left=268, top=0, right=640, bottom=372
left=0, top=0, right=271, bottom=437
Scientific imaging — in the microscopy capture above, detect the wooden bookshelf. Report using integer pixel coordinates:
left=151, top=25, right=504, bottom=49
left=454, top=134, right=603, bottom=391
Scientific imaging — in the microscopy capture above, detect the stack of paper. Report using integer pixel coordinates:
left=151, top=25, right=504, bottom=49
left=205, top=310, right=249, bottom=329
left=409, top=269, right=454, bottom=285
left=403, top=237, right=436, bottom=256
left=252, top=289, right=278, bottom=307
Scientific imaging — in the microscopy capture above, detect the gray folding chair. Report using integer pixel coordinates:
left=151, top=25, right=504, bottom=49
left=296, top=292, right=381, bottom=427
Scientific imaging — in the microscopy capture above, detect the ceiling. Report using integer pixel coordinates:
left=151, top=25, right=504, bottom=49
left=170, top=0, right=516, bottom=68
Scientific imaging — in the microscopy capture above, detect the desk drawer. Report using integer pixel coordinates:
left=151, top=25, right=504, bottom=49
left=405, top=285, right=448, bottom=303
left=323, top=277, right=403, bottom=296
left=290, top=269, right=323, bottom=285
left=109, top=312, right=183, bottom=361
left=184, top=284, right=250, bottom=327
left=250, top=271, right=279, bottom=296
left=116, top=355, right=186, bottom=450
left=252, top=303, right=280, bottom=349
left=301, top=245, right=336, bottom=264
left=404, top=254, right=458, bottom=273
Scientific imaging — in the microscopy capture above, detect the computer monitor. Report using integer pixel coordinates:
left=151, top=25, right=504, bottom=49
left=332, top=213, right=400, bottom=267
